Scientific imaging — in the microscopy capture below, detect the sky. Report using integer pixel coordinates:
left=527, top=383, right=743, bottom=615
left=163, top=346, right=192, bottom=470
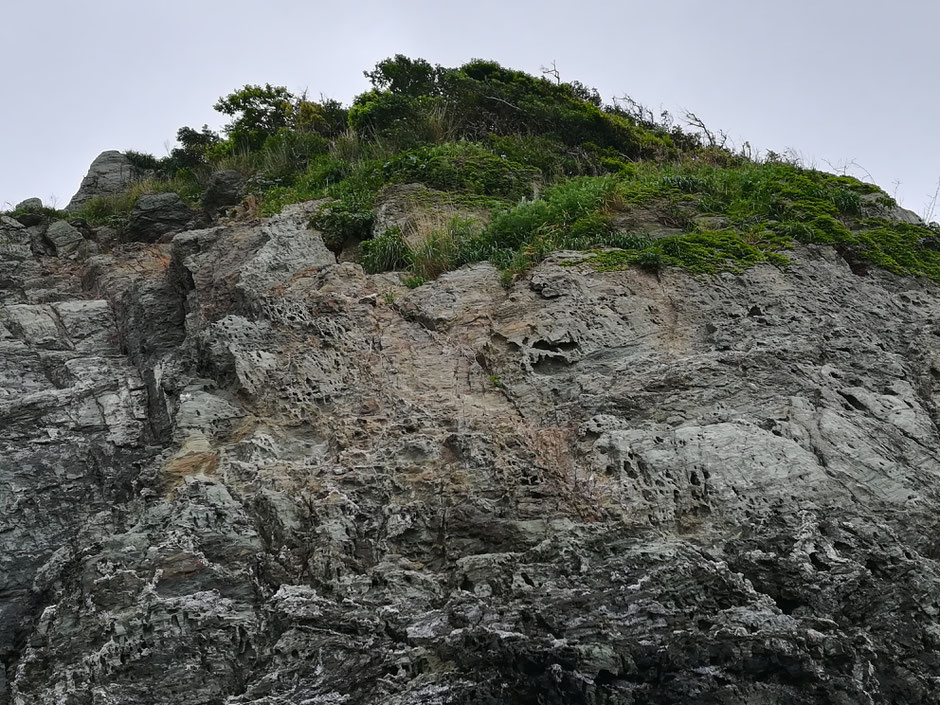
left=1, top=0, right=938, bottom=217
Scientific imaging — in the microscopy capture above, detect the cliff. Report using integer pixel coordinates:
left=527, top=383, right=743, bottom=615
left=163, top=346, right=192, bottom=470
left=2, top=56, right=940, bottom=704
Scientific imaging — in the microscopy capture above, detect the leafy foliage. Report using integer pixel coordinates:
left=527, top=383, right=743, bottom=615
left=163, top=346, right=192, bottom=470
left=360, top=227, right=411, bottom=273
left=383, top=142, right=539, bottom=200
left=365, top=55, right=442, bottom=97
left=214, top=83, right=296, bottom=151
left=35, top=54, right=936, bottom=283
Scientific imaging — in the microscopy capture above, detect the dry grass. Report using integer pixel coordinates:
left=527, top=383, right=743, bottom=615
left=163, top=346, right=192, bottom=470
left=163, top=451, right=219, bottom=491
left=525, top=424, right=603, bottom=520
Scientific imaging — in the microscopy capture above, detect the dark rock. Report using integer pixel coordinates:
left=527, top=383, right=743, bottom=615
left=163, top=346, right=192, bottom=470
left=202, top=170, right=245, bottom=215
left=125, top=192, right=192, bottom=242
left=13, top=212, right=44, bottom=227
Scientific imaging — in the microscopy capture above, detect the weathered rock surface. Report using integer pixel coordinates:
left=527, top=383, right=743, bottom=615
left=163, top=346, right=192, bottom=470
left=125, top=192, right=194, bottom=242
left=65, top=151, right=141, bottom=213
left=373, top=183, right=491, bottom=246
left=203, top=170, right=246, bottom=215
left=2, top=201, right=940, bottom=704
left=13, top=198, right=42, bottom=211
left=42, top=220, right=85, bottom=259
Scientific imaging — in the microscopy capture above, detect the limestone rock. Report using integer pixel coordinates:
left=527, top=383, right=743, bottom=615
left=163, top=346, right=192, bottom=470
left=861, top=191, right=927, bottom=225
left=65, top=150, right=141, bottom=212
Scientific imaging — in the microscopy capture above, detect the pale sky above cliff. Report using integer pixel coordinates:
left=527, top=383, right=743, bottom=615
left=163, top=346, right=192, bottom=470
left=1, top=0, right=938, bottom=217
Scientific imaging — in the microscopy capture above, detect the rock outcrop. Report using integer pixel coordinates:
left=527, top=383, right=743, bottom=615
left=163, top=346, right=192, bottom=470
left=65, top=151, right=142, bottom=213
left=13, top=198, right=42, bottom=212
left=1, top=200, right=940, bottom=704
left=202, top=170, right=246, bottom=215
left=125, top=192, right=195, bottom=242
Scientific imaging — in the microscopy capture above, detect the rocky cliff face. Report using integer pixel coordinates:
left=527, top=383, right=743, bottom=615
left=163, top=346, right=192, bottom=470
left=2, top=191, right=940, bottom=704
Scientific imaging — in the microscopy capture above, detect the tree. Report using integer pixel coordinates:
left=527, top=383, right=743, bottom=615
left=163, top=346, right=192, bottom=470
left=364, top=55, right=441, bottom=97
left=214, top=84, right=297, bottom=150
left=169, top=125, right=222, bottom=169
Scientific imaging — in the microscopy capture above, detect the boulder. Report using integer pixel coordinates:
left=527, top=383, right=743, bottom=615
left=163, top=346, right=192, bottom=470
left=13, top=212, right=45, bottom=227
left=202, top=170, right=245, bottom=215
left=43, top=220, right=84, bottom=258
left=861, top=192, right=926, bottom=226
left=125, top=192, right=192, bottom=242
left=14, top=198, right=42, bottom=211
left=65, top=151, right=140, bottom=213
left=372, top=183, right=433, bottom=237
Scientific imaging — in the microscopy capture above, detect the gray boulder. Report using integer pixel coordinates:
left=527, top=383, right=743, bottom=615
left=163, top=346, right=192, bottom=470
left=43, top=220, right=84, bottom=258
left=861, top=192, right=926, bottom=226
left=202, top=170, right=245, bottom=215
left=890, top=204, right=925, bottom=225
left=65, top=151, right=140, bottom=213
left=14, top=198, right=42, bottom=211
left=125, top=192, right=192, bottom=242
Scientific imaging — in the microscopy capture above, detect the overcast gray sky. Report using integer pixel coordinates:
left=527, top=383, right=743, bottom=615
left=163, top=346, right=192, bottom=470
left=2, top=0, right=938, bottom=216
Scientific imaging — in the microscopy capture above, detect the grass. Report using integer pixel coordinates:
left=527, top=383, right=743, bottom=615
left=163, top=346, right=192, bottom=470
left=382, top=141, right=541, bottom=200
left=318, top=156, right=940, bottom=285
left=360, top=227, right=411, bottom=273
left=14, top=55, right=936, bottom=286
left=72, top=175, right=203, bottom=226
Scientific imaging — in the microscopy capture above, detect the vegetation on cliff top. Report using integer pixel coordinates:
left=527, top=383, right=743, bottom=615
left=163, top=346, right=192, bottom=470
left=12, top=55, right=939, bottom=283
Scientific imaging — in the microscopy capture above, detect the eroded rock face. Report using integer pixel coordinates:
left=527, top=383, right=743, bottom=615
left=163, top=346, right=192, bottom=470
left=2, top=204, right=940, bottom=704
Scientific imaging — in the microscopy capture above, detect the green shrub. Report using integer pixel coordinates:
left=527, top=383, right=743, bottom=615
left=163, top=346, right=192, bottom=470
left=311, top=202, right=375, bottom=251
left=360, top=227, right=412, bottom=272
left=124, top=150, right=162, bottom=172
left=258, top=129, right=330, bottom=180
left=410, top=228, right=457, bottom=279
left=348, top=91, right=447, bottom=150
left=486, top=134, right=587, bottom=178
left=403, top=275, right=427, bottom=288
left=214, top=83, right=296, bottom=152
left=94, top=55, right=939, bottom=286
left=305, top=159, right=384, bottom=247
left=383, top=141, right=539, bottom=199
left=364, top=55, right=443, bottom=97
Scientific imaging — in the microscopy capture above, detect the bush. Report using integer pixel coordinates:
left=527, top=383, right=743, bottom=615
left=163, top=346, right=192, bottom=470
left=258, top=129, right=330, bottom=181
left=364, top=55, right=442, bottom=97
left=123, top=150, right=162, bottom=172
left=91, top=55, right=940, bottom=286
left=311, top=202, right=375, bottom=252
left=348, top=91, right=449, bottom=150
left=383, top=141, right=540, bottom=199
left=360, top=227, right=412, bottom=272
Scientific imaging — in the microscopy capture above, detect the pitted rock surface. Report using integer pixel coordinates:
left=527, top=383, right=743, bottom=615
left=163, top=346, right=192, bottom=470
left=2, top=204, right=940, bottom=704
